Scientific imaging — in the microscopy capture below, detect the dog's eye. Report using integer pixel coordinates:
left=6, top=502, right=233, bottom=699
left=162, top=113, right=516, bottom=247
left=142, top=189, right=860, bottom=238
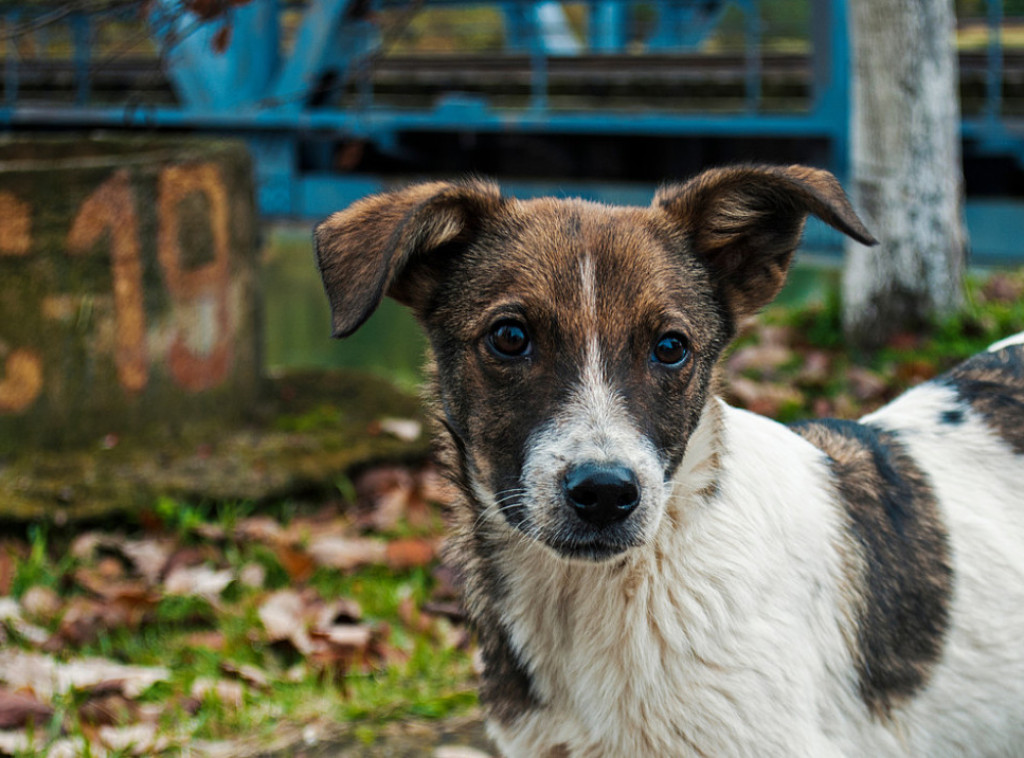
left=652, top=332, right=690, bottom=367
left=488, top=320, right=532, bottom=359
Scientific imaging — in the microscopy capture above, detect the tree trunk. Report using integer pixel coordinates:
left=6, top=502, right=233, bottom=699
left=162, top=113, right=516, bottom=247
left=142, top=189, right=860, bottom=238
left=842, top=0, right=967, bottom=349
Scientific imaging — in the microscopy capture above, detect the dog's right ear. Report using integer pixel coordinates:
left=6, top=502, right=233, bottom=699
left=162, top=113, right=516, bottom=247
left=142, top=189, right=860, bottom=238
left=314, top=179, right=503, bottom=338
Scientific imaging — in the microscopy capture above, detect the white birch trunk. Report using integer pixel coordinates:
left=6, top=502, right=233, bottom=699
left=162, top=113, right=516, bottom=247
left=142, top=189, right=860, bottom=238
left=843, top=0, right=967, bottom=349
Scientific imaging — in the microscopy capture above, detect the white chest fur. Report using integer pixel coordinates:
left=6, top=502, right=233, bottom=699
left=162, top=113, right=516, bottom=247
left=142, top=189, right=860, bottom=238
left=488, top=404, right=877, bottom=757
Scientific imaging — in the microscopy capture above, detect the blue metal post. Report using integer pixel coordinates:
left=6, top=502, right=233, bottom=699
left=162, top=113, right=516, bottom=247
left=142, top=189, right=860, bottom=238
left=71, top=13, right=92, bottom=106
left=809, top=0, right=851, bottom=182
left=502, top=2, right=531, bottom=51
left=590, top=0, right=627, bottom=52
left=530, top=1, right=549, bottom=112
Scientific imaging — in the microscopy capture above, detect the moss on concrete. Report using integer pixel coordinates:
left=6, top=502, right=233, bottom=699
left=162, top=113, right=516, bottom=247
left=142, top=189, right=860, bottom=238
left=0, top=370, right=431, bottom=522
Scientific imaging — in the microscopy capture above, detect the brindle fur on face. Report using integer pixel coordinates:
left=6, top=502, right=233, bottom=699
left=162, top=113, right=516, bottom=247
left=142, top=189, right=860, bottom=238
left=314, top=165, right=875, bottom=561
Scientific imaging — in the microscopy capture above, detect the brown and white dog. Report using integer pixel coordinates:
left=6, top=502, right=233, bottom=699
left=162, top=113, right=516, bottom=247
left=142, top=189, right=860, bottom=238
left=314, top=165, right=1024, bottom=757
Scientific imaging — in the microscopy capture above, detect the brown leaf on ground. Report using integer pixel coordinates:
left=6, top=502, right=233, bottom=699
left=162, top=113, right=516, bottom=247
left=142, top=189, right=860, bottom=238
left=397, top=596, right=433, bottom=636
left=274, top=544, right=316, bottom=583
left=192, top=678, right=245, bottom=708
left=0, top=549, right=16, bottom=596
left=356, top=467, right=417, bottom=531
left=184, top=630, right=226, bottom=652
left=220, top=662, right=270, bottom=691
left=0, top=687, right=54, bottom=729
left=421, top=601, right=465, bottom=624
left=319, top=598, right=363, bottom=628
left=160, top=545, right=221, bottom=580
left=981, top=273, right=1024, bottom=304
left=308, top=536, right=386, bottom=571
left=78, top=690, right=139, bottom=726
left=847, top=366, right=889, bottom=402
left=233, top=516, right=285, bottom=545
left=895, top=358, right=939, bottom=386
left=886, top=332, right=923, bottom=352
left=727, top=377, right=804, bottom=418
left=727, top=343, right=794, bottom=377
left=385, top=538, right=439, bottom=570
left=52, top=589, right=157, bottom=648
left=795, top=350, right=832, bottom=388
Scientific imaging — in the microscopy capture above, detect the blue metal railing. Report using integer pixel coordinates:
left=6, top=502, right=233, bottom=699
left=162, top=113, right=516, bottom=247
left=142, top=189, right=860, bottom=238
left=1, top=0, right=1022, bottom=243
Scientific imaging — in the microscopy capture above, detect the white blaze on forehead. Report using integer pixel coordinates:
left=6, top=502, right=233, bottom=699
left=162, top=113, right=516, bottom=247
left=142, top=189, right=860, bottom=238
left=579, top=253, right=598, bottom=328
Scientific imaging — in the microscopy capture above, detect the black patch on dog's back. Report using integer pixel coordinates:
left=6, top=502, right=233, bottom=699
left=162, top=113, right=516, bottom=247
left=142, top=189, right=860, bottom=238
left=944, top=343, right=1024, bottom=454
left=791, top=418, right=952, bottom=718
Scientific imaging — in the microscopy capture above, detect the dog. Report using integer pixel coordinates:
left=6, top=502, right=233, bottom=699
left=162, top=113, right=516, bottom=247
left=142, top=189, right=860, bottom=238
left=314, top=165, right=1024, bottom=757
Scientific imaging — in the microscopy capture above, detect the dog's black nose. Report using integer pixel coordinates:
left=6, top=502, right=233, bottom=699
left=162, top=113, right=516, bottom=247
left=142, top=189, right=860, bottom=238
left=563, top=462, right=640, bottom=526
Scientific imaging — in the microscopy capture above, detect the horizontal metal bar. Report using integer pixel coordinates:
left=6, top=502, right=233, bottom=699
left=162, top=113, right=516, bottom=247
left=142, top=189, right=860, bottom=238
left=3, top=103, right=845, bottom=138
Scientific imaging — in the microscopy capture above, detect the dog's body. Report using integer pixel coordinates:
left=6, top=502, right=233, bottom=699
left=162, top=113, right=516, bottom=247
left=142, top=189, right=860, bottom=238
left=314, top=166, right=1024, bottom=757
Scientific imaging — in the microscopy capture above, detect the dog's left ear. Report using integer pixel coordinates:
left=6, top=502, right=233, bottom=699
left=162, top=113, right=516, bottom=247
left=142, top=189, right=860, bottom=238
left=654, top=165, right=876, bottom=317
left=314, top=179, right=502, bottom=338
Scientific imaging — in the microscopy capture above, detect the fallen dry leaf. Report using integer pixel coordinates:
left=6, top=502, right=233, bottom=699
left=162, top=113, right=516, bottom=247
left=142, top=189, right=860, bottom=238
left=233, top=516, right=285, bottom=545
left=184, top=630, right=227, bottom=652
left=220, top=662, right=269, bottom=690
left=163, top=564, right=234, bottom=600
left=308, top=536, right=386, bottom=571
left=98, top=722, right=169, bottom=754
left=728, top=343, right=794, bottom=376
left=118, top=539, right=174, bottom=585
left=0, top=687, right=53, bottom=729
left=191, top=678, right=245, bottom=708
left=0, top=649, right=169, bottom=700
left=357, top=467, right=417, bottom=531
left=54, top=587, right=158, bottom=647
left=238, top=562, right=266, bottom=589
left=378, top=417, right=422, bottom=443
left=315, top=598, right=362, bottom=628
left=258, top=589, right=313, bottom=654
left=160, top=545, right=221, bottom=579
left=727, top=376, right=805, bottom=418
left=385, top=538, right=438, bottom=570
left=0, top=597, right=51, bottom=647
left=274, top=544, right=316, bottom=583
left=847, top=366, right=889, bottom=401
left=20, top=586, right=61, bottom=622
left=78, top=690, right=138, bottom=726
left=0, top=550, right=15, bottom=596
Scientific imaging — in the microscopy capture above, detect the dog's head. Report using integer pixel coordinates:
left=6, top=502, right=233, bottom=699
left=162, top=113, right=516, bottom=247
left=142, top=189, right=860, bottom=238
left=315, top=166, right=874, bottom=561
